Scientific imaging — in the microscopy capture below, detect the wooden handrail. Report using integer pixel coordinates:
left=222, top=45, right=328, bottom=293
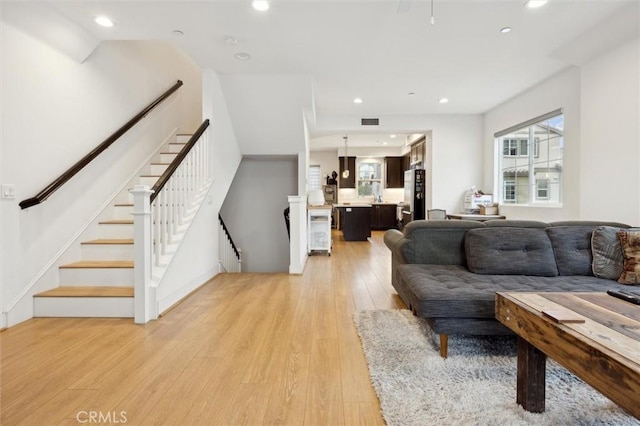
left=218, top=214, right=240, bottom=259
left=19, top=80, right=184, bottom=209
left=150, top=119, right=210, bottom=203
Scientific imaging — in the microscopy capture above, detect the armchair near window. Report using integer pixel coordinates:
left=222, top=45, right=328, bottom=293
left=427, top=209, right=447, bottom=220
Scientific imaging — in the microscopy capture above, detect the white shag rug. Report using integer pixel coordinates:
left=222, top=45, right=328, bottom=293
left=353, top=309, right=639, bottom=426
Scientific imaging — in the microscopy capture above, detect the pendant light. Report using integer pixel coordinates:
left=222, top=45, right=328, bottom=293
left=342, top=135, right=350, bottom=178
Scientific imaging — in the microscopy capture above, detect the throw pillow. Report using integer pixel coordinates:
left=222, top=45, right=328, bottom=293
left=591, top=226, right=624, bottom=279
left=617, top=230, right=640, bottom=284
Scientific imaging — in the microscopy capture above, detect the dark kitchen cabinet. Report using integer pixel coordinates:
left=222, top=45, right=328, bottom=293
left=339, top=156, right=356, bottom=188
left=371, top=204, right=397, bottom=230
left=337, top=206, right=371, bottom=240
left=385, top=156, right=404, bottom=188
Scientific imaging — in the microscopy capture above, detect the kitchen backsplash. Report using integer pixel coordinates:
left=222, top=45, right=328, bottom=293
left=338, top=188, right=404, bottom=204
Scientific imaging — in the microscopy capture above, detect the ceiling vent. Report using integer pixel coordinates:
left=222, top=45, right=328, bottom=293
left=361, top=118, right=379, bottom=126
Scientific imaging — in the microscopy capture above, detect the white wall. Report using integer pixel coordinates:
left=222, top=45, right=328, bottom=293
left=483, top=37, right=639, bottom=225
left=483, top=67, right=581, bottom=222
left=219, top=74, right=313, bottom=156
left=309, top=149, right=339, bottom=187
left=0, top=22, right=202, bottom=326
left=220, top=158, right=298, bottom=273
left=579, top=38, right=639, bottom=225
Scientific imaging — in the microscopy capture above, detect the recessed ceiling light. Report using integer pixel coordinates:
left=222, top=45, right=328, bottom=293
left=525, top=0, right=548, bottom=9
left=94, top=16, right=114, bottom=27
left=252, top=1, right=270, bottom=11
left=353, top=98, right=363, bottom=104
left=438, top=98, right=449, bottom=104
left=234, top=52, right=252, bottom=61
left=382, top=141, right=388, bottom=145
left=390, top=134, right=396, bottom=138
left=500, top=27, right=512, bottom=34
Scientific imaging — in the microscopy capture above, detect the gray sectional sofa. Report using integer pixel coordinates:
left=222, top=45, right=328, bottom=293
left=383, top=219, right=634, bottom=357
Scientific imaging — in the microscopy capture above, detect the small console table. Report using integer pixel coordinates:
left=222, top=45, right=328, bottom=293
left=307, top=206, right=332, bottom=255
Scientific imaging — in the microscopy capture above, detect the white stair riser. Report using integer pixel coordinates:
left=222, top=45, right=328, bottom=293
left=150, top=164, right=169, bottom=175
left=167, top=143, right=185, bottom=153
left=99, top=223, right=133, bottom=239
left=81, top=244, right=134, bottom=261
left=34, top=297, right=134, bottom=318
left=159, top=153, right=178, bottom=163
left=139, top=176, right=159, bottom=186
left=111, top=205, right=133, bottom=220
left=176, top=135, right=191, bottom=144
left=59, top=267, right=134, bottom=286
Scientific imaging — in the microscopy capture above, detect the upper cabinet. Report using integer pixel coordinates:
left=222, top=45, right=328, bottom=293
left=385, top=156, right=404, bottom=188
left=339, top=156, right=356, bottom=188
left=409, top=137, right=425, bottom=169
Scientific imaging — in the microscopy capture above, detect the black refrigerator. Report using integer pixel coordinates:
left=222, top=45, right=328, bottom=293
left=402, top=169, right=426, bottom=224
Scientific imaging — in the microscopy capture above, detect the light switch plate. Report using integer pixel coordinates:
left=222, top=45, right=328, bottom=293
left=1, top=184, right=16, bottom=199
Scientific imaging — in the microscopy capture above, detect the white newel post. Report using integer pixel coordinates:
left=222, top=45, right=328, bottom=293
left=288, top=195, right=308, bottom=274
left=131, top=185, right=155, bottom=324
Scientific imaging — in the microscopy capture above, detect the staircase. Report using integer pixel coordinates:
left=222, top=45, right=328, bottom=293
left=33, top=136, right=190, bottom=318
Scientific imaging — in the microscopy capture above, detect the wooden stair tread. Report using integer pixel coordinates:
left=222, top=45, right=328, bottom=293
left=150, top=163, right=170, bottom=166
left=140, top=175, right=161, bottom=178
left=81, top=239, right=134, bottom=245
left=99, top=220, right=133, bottom=225
left=60, top=260, right=133, bottom=269
left=35, top=286, right=134, bottom=297
left=114, top=203, right=133, bottom=207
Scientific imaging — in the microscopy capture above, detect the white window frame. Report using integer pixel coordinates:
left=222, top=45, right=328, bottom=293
left=536, top=179, right=550, bottom=200
left=495, top=109, right=564, bottom=207
left=503, top=180, right=516, bottom=203
left=308, top=165, right=322, bottom=191
left=356, top=158, right=382, bottom=198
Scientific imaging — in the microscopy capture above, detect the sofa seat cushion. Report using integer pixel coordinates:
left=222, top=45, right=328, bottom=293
left=397, top=264, right=620, bottom=319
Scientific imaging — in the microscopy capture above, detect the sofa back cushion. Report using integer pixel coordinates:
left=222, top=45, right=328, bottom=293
left=547, top=226, right=597, bottom=276
left=403, top=220, right=485, bottom=265
left=465, top=228, right=558, bottom=276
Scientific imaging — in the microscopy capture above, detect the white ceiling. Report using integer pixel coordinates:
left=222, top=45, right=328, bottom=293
left=5, top=0, right=638, bottom=150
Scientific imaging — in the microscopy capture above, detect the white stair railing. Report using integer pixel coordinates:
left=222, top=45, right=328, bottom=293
left=218, top=215, right=242, bottom=273
left=131, top=119, right=211, bottom=324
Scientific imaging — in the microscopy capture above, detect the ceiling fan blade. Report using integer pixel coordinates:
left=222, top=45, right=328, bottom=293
left=397, top=0, right=412, bottom=14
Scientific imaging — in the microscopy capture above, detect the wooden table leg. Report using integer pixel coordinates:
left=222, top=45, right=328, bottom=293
left=517, top=336, right=547, bottom=413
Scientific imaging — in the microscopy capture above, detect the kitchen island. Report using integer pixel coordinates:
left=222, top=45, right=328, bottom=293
left=334, top=204, right=372, bottom=241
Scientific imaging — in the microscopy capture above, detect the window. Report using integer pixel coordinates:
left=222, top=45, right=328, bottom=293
left=495, top=109, right=563, bottom=206
left=502, top=138, right=539, bottom=157
left=308, top=165, right=321, bottom=191
left=503, top=180, right=516, bottom=203
left=357, top=159, right=382, bottom=197
left=536, top=179, right=549, bottom=200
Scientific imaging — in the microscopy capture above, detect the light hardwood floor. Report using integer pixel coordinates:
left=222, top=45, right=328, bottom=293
left=1, top=230, right=406, bottom=425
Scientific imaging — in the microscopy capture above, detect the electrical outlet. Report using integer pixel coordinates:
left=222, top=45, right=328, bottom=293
left=1, top=184, right=16, bottom=199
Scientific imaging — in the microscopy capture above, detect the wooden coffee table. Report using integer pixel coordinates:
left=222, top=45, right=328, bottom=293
left=495, top=292, right=640, bottom=419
